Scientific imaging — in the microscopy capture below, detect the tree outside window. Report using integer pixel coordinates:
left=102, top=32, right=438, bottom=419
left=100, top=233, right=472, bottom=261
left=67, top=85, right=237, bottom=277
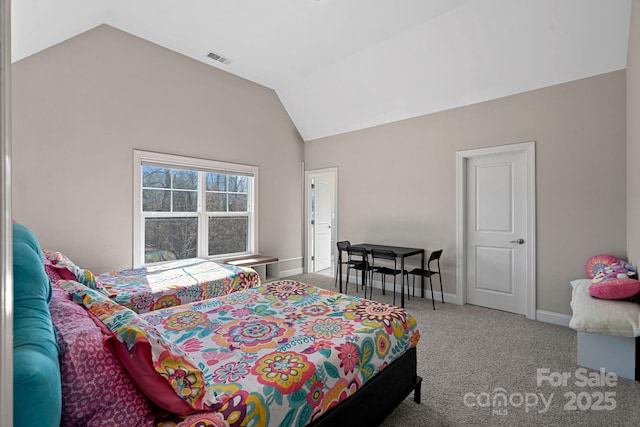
left=134, top=151, right=257, bottom=266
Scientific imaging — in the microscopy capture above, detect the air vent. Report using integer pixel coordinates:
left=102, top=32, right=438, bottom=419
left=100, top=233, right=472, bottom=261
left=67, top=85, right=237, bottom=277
left=206, top=51, right=231, bottom=65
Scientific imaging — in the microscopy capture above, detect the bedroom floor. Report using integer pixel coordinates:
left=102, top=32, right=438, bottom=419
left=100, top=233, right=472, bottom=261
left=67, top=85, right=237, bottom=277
left=283, top=272, right=640, bottom=427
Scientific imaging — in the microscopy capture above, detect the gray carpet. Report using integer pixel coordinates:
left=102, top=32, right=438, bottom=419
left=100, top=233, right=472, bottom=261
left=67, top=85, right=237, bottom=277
left=284, top=273, right=640, bottom=426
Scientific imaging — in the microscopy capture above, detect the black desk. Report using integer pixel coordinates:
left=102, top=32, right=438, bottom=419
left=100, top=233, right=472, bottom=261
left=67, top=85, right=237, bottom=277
left=339, top=243, right=424, bottom=308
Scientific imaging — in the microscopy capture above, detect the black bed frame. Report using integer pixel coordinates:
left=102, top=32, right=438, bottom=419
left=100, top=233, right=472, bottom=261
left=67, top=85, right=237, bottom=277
left=636, top=337, right=640, bottom=381
left=308, top=347, right=422, bottom=427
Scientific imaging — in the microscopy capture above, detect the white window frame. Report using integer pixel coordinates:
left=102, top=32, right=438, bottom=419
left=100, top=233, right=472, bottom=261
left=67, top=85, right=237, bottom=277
left=133, top=150, right=259, bottom=267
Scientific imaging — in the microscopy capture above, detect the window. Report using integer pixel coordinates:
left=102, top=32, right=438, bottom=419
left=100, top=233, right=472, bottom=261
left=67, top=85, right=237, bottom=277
left=133, top=150, right=258, bottom=267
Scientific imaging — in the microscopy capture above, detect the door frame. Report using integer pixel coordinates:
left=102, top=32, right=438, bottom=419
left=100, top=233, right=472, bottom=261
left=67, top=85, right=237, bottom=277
left=1, top=0, right=12, bottom=423
left=455, top=141, right=536, bottom=319
left=304, top=167, right=338, bottom=274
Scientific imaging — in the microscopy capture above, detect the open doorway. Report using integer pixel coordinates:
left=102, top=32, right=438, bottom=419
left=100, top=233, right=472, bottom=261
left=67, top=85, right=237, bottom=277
left=305, top=168, right=337, bottom=274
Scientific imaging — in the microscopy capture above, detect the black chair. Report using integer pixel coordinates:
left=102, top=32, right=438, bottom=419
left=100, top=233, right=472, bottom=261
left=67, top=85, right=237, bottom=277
left=345, top=246, right=374, bottom=295
left=334, top=240, right=355, bottom=288
left=370, top=249, right=409, bottom=305
left=408, top=249, right=443, bottom=310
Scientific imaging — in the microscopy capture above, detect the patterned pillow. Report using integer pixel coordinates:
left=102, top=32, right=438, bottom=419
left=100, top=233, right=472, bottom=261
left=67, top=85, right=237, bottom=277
left=585, top=254, right=618, bottom=279
left=59, top=280, right=220, bottom=415
left=43, top=249, right=108, bottom=294
left=48, top=279, right=154, bottom=427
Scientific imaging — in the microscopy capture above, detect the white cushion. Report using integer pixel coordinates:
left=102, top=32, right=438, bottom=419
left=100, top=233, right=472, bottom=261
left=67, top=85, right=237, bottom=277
left=569, top=279, right=640, bottom=337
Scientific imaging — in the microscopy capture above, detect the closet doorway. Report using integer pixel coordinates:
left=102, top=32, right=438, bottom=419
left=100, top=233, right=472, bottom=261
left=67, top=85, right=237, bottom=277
left=305, top=168, right=337, bottom=274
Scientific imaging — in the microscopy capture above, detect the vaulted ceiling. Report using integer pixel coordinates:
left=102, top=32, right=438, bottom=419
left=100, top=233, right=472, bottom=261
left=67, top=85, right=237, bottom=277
left=12, top=0, right=632, bottom=141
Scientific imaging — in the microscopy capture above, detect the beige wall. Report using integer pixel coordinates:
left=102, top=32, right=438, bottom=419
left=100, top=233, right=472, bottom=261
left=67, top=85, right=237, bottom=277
left=628, top=0, right=640, bottom=266
left=12, top=25, right=305, bottom=273
left=305, top=71, right=627, bottom=315
left=9, top=23, right=631, bottom=315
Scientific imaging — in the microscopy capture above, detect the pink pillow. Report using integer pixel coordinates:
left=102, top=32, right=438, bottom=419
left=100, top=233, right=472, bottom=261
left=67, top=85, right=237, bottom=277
left=44, top=261, right=67, bottom=284
left=585, top=254, right=618, bottom=279
left=43, top=249, right=107, bottom=294
left=58, top=280, right=211, bottom=415
left=109, top=335, right=197, bottom=414
left=48, top=279, right=155, bottom=427
left=588, top=277, right=640, bottom=300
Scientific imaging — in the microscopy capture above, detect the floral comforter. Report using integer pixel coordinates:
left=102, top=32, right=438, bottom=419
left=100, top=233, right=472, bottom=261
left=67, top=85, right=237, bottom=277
left=97, top=258, right=260, bottom=313
left=63, top=280, right=420, bottom=427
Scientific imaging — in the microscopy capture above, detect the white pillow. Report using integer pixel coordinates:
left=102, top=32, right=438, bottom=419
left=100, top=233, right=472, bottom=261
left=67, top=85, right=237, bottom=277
left=569, top=279, right=640, bottom=337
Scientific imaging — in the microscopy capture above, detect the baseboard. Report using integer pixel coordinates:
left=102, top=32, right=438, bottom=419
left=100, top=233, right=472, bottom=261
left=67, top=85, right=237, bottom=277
left=279, top=267, right=303, bottom=278
left=536, top=310, right=571, bottom=327
left=340, top=274, right=458, bottom=304
left=337, top=274, right=574, bottom=322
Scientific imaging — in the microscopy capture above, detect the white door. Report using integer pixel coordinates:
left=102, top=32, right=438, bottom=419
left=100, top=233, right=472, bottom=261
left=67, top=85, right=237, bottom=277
left=313, top=177, right=332, bottom=272
left=464, top=144, right=534, bottom=316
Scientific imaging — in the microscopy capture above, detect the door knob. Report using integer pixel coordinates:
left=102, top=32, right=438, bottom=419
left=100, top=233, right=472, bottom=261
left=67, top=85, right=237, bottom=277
left=510, top=238, right=525, bottom=244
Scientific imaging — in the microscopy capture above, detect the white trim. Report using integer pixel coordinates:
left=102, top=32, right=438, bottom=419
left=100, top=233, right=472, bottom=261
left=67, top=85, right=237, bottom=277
left=280, top=267, right=304, bottom=278
left=454, top=153, right=465, bottom=307
left=303, top=169, right=316, bottom=273
left=133, top=150, right=259, bottom=267
left=336, top=274, right=458, bottom=304
left=278, top=257, right=304, bottom=278
left=0, top=0, right=12, bottom=422
left=133, top=151, right=143, bottom=266
left=536, top=310, right=572, bottom=328
left=278, top=256, right=304, bottom=263
left=456, top=141, right=537, bottom=319
left=304, top=167, right=338, bottom=274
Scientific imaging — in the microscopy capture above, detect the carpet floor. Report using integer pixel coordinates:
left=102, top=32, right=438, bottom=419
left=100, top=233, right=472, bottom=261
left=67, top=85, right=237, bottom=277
left=284, top=272, right=640, bottom=426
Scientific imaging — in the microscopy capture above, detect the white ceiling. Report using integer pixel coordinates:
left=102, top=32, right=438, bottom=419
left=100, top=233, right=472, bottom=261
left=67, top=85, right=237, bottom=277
left=12, top=0, right=632, bottom=141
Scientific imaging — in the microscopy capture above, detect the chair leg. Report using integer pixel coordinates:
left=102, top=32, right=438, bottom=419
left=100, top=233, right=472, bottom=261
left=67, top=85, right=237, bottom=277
left=439, top=273, right=444, bottom=304
left=354, top=269, right=359, bottom=294
left=366, top=270, right=371, bottom=299
left=347, top=270, right=350, bottom=295
left=412, top=274, right=416, bottom=297
left=361, top=269, right=366, bottom=297
left=347, top=267, right=356, bottom=295
left=364, top=270, right=369, bottom=299
left=392, top=275, right=396, bottom=306
left=405, top=273, right=410, bottom=301
left=429, top=275, right=435, bottom=310
left=371, top=269, right=375, bottom=299
left=370, top=271, right=376, bottom=299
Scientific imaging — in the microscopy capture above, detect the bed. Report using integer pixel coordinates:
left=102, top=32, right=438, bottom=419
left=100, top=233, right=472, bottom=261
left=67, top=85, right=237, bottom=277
left=43, top=250, right=261, bottom=313
left=14, top=222, right=422, bottom=426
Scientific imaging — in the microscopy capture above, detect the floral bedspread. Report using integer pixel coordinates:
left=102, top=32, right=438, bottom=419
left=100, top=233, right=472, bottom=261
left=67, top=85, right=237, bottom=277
left=63, top=280, right=420, bottom=427
left=96, top=258, right=260, bottom=313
